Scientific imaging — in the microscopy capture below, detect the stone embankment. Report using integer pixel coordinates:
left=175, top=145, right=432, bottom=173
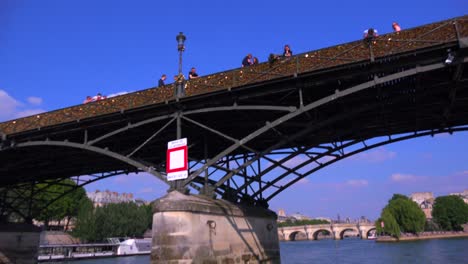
left=376, top=231, right=468, bottom=242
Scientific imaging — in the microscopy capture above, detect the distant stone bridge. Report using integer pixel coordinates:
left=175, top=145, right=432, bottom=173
left=278, top=223, right=376, bottom=241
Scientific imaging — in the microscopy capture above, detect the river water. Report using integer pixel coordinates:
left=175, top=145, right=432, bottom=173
left=48, top=238, right=468, bottom=264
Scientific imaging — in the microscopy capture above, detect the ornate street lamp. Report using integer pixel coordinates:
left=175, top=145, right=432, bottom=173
left=172, top=32, right=187, bottom=192
left=175, top=32, right=186, bottom=97
left=176, top=32, right=186, bottom=76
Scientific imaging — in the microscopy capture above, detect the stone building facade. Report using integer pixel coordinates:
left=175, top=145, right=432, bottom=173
left=449, top=190, right=468, bottom=204
left=87, top=190, right=136, bottom=207
left=410, top=192, right=434, bottom=219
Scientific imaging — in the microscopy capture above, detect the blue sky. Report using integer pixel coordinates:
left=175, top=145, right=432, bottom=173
left=1, top=0, right=467, bottom=220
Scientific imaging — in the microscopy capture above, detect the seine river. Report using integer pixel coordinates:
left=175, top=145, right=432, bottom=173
left=49, top=238, right=468, bottom=264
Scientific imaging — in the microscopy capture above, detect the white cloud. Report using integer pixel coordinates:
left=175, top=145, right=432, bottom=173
left=282, top=156, right=308, bottom=168
left=113, top=174, right=130, bottom=184
left=0, top=89, right=48, bottom=122
left=27, top=96, right=43, bottom=106
left=390, top=173, right=419, bottom=182
left=317, top=155, right=335, bottom=164
left=433, top=133, right=450, bottom=138
left=278, top=155, right=334, bottom=171
left=0, top=90, right=21, bottom=120
left=138, top=187, right=154, bottom=194
left=351, top=147, right=396, bottom=163
left=14, top=109, right=46, bottom=119
left=298, top=178, right=309, bottom=184
left=346, top=179, right=368, bottom=187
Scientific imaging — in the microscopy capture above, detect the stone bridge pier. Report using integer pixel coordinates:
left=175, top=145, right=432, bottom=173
left=0, top=223, right=41, bottom=264
left=151, top=191, right=280, bottom=263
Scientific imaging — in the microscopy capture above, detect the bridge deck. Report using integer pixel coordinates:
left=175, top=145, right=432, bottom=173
left=1, top=16, right=467, bottom=136
left=1, top=16, right=468, bottom=191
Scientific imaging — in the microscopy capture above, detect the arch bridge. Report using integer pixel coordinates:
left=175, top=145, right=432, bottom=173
left=1, top=16, right=467, bottom=210
left=279, top=223, right=376, bottom=241
left=0, top=16, right=468, bottom=263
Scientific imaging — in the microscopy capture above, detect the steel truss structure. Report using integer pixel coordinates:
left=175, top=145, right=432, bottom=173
left=1, top=17, right=468, bottom=218
left=0, top=170, right=129, bottom=222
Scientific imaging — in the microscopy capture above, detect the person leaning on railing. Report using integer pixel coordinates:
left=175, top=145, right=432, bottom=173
left=392, top=22, right=401, bottom=32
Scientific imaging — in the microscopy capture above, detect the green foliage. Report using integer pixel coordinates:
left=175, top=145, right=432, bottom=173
left=424, top=220, right=440, bottom=232
left=0, top=180, right=87, bottom=225
left=386, top=197, right=426, bottom=233
left=432, top=195, right=468, bottom=231
left=0, top=186, right=30, bottom=222
left=377, top=193, right=426, bottom=237
left=376, top=208, right=401, bottom=238
left=143, top=203, right=153, bottom=230
left=277, top=218, right=329, bottom=227
left=73, top=202, right=153, bottom=242
left=35, top=179, right=87, bottom=227
left=72, top=198, right=96, bottom=241
left=389, top=194, right=409, bottom=202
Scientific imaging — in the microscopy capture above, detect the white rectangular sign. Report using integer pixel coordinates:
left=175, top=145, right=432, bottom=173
left=166, top=138, right=188, bottom=181
left=168, top=138, right=187, bottom=149
left=169, top=149, right=185, bottom=170
left=167, top=171, right=188, bottom=181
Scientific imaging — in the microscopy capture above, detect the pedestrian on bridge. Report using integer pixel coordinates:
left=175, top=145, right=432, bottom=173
left=253, top=57, right=259, bottom=65
left=188, top=67, right=199, bottom=79
left=392, top=22, right=401, bottom=32
left=363, top=28, right=378, bottom=39
left=83, top=96, right=93, bottom=104
left=158, top=74, right=167, bottom=87
left=242, top=54, right=253, bottom=67
left=283, top=45, right=293, bottom=57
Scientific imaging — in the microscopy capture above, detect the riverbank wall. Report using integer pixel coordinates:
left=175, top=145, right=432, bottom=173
left=376, top=231, right=468, bottom=242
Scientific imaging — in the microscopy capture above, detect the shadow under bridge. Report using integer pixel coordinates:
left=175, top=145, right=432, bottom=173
left=1, top=16, right=468, bottom=209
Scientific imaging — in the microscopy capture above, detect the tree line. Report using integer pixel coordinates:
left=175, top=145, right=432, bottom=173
left=1, top=179, right=87, bottom=230
left=278, top=218, right=330, bottom=227
left=73, top=200, right=152, bottom=242
left=1, top=180, right=153, bottom=242
left=376, top=193, right=468, bottom=238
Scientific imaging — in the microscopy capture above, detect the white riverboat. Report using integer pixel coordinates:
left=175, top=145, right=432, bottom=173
left=38, top=238, right=151, bottom=262
left=117, top=238, right=152, bottom=255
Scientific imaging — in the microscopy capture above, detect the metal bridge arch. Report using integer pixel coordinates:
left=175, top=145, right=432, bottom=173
left=174, top=61, right=466, bottom=204
left=183, top=61, right=449, bottom=187
left=0, top=50, right=466, bottom=210
left=16, top=140, right=166, bottom=182
left=0, top=170, right=129, bottom=222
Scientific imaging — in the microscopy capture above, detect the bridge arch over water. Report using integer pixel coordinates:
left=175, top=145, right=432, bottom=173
left=279, top=223, right=376, bottom=241
left=0, top=16, right=467, bottom=263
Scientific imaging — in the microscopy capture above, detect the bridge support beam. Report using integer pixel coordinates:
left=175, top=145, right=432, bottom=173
left=0, top=223, right=41, bottom=264
left=151, top=191, right=280, bottom=263
left=360, top=230, right=368, bottom=240
left=332, top=230, right=342, bottom=240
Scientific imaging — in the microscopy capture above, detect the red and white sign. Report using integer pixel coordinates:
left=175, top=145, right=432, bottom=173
left=166, top=138, right=188, bottom=181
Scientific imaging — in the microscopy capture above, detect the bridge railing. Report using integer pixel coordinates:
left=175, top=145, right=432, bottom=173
left=0, top=16, right=466, bottom=136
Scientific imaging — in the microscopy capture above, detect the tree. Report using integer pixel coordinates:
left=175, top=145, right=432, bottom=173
left=432, top=195, right=468, bottom=231
left=73, top=202, right=153, bottom=242
left=72, top=198, right=96, bottom=242
left=389, top=194, right=409, bottom=202
left=277, top=219, right=329, bottom=227
left=34, top=179, right=87, bottom=229
left=143, top=203, right=153, bottom=230
left=376, top=207, right=401, bottom=238
left=0, top=179, right=87, bottom=226
left=377, top=193, right=426, bottom=236
left=63, top=185, right=88, bottom=230
left=387, top=197, right=426, bottom=233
